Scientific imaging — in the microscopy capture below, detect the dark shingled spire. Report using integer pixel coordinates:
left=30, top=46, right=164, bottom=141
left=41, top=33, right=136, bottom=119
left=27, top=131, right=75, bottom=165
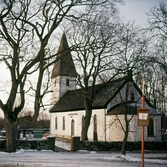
left=51, top=33, right=77, bottom=78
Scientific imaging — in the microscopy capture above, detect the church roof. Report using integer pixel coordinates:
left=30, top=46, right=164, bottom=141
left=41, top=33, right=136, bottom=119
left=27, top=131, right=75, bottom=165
left=51, top=33, right=78, bottom=78
left=106, top=102, right=161, bottom=115
left=50, top=74, right=160, bottom=115
left=50, top=77, right=132, bottom=112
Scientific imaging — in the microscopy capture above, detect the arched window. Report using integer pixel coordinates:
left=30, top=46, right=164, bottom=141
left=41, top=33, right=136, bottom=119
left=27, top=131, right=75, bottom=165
left=55, top=117, right=58, bottom=130
left=55, top=80, right=56, bottom=87
left=66, top=78, right=69, bottom=86
left=71, top=119, right=75, bottom=136
left=82, top=115, right=84, bottom=129
left=62, top=116, right=65, bottom=130
left=94, top=114, right=97, bottom=132
left=147, top=118, right=154, bottom=136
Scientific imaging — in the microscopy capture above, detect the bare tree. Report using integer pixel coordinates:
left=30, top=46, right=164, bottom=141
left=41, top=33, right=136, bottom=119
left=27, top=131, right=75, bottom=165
left=116, top=81, right=137, bottom=155
left=146, top=1, right=167, bottom=133
left=62, top=3, right=123, bottom=140
left=0, top=0, right=111, bottom=152
left=111, top=21, right=148, bottom=76
left=106, top=22, right=148, bottom=155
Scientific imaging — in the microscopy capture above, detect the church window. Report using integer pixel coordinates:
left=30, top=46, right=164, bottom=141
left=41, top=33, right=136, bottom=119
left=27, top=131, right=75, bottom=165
left=55, top=80, right=56, bottom=87
left=82, top=115, right=84, bottom=129
left=94, top=114, right=97, bottom=132
left=55, top=117, right=58, bottom=130
left=71, top=119, right=75, bottom=136
left=147, top=118, right=154, bottom=136
left=62, top=116, right=65, bottom=130
left=66, top=78, right=69, bottom=86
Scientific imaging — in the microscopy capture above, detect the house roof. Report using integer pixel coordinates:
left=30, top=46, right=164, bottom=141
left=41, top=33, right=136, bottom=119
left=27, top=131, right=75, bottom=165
left=106, top=102, right=161, bottom=115
left=50, top=76, right=130, bottom=112
left=51, top=33, right=78, bottom=78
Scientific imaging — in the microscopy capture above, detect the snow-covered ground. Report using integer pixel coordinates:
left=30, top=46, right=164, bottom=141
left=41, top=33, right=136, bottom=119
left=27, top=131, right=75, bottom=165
left=0, top=139, right=167, bottom=167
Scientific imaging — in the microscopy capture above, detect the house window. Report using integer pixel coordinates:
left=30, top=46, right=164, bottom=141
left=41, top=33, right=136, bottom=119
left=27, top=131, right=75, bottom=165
left=55, top=117, right=58, bottom=130
left=66, top=78, right=69, bottom=86
left=147, top=118, right=154, bottom=136
left=62, top=116, right=65, bottom=130
left=94, top=114, right=97, bottom=132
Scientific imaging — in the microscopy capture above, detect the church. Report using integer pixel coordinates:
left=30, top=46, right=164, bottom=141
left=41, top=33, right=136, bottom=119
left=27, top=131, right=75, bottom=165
left=49, top=33, right=161, bottom=142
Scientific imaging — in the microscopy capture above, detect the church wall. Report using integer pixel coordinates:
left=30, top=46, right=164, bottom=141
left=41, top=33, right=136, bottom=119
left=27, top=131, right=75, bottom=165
left=59, top=76, right=76, bottom=98
left=145, top=115, right=161, bottom=141
left=106, top=115, right=161, bottom=142
left=50, top=111, right=82, bottom=139
left=106, top=115, right=125, bottom=141
left=50, top=110, right=161, bottom=142
left=51, top=76, right=60, bottom=104
left=87, top=109, right=106, bottom=141
left=50, top=109, right=106, bottom=141
left=51, top=76, right=76, bottom=104
left=131, top=115, right=161, bottom=142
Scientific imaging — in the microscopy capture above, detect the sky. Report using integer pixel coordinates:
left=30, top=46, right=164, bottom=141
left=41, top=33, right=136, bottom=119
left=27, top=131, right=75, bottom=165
left=118, top=0, right=164, bottom=26
left=0, top=1, right=160, bottom=79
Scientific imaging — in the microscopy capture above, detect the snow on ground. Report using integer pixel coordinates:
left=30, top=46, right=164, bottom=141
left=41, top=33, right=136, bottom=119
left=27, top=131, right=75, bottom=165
left=103, top=154, right=167, bottom=165
left=55, top=138, right=167, bottom=165
left=0, top=139, right=167, bottom=167
left=0, top=149, right=167, bottom=167
left=55, top=138, right=71, bottom=151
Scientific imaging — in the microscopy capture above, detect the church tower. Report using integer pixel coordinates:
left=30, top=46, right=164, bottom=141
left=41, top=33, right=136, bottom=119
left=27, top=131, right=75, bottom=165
left=51, top=33, right=78, bottom=104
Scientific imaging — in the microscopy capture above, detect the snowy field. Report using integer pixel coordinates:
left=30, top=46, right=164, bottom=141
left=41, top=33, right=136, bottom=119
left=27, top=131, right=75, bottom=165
left=0, top=140, right=167, bottom=167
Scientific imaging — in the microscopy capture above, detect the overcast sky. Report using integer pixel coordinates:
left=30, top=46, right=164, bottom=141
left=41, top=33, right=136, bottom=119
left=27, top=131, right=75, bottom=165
left=118, top=0, right=164, bottom=26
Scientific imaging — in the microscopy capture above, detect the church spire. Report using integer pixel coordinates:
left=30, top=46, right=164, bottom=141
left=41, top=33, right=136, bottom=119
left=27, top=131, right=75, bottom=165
left=51, top=33, right=77, bottom=78
left=51, top=33, right=77, bottom=102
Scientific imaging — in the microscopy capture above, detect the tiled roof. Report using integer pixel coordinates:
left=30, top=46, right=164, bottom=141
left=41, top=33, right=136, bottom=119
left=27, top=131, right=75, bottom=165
left=50, top=77, right=127, bottom=112
left=51, top=33, right=77, bottom=78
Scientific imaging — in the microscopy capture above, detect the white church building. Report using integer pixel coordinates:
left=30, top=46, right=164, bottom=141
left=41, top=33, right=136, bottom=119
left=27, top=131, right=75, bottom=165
left=50, top=33, right=161, bottom=142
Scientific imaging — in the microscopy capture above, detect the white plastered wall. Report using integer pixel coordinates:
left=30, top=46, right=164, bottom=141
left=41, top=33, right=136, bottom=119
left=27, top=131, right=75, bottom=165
left=87, top=109, right=106, bottom=141
left=51, top=76, right=76, bottom=104
left=105, top=115, right=161, bottom=142
left=50, top=111, right=83, bottom=139
left=50, top=109, right=106, bottom=141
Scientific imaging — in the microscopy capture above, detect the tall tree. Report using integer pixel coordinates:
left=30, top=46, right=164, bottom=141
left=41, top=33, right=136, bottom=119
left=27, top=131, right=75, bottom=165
left=147, top=1, right=167, bottom=74
left=0, top=0, right=111, bottom=152
left=115, top=81, right=136, bottom=155
left=108, top=22, right=148, bottom=155
left=111, top=21, right=148, bottom=75
left=146, top=1, right=167, bottom=132
left=63, top=2, right=123, bottom=140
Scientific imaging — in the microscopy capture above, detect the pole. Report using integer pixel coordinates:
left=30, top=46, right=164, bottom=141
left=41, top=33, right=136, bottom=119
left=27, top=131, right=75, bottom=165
left=142, top=125, right=144, bottom=167
left=142, top=79, right=145, bottom=167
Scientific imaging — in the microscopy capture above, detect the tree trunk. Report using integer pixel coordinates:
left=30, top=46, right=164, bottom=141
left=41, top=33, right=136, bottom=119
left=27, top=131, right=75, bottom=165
left=5, top=118, right=17, bottom=152
left=81, top=98, right=92, bottom=141
left=121, top=121, right=129, bottom=155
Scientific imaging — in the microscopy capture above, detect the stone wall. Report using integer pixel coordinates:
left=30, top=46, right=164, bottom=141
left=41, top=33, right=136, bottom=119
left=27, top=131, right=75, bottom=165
left=80, top=141, right=167, bottom=151
left=0, top=139, right=48, bottom=151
